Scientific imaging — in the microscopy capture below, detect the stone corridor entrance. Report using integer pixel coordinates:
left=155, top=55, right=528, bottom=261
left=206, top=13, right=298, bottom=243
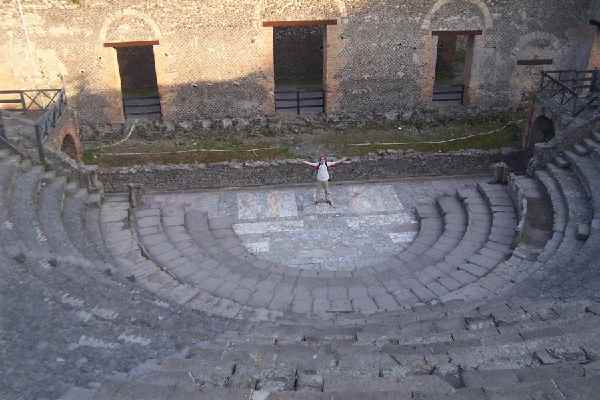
left=269, top=21, right=328, bottom=114
left=432, top=31, right=478, bottom=104
left=114, top=43, right=161, bottom=120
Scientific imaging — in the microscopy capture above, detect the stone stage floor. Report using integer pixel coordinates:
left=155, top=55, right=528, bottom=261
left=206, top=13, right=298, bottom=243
left=143, top=176, right=486, bottom=274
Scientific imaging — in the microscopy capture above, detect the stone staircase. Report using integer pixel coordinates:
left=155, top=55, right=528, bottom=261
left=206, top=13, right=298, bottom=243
left=2, top=125, right=600, bottom=398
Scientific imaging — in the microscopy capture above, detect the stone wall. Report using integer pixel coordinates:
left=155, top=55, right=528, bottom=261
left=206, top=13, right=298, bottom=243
left=98, top=147, right=526, bottom=193
left=0, top=0, right=595, bottom=132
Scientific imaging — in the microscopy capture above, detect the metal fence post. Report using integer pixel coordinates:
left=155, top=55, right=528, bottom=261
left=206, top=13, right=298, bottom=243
left=34, top=125, right=46, bottom=165
left=296, top=91, right=301, bottom=115
left=19, top=92, right=26, bottom=110
left=592, top=70, right=600, bottom=93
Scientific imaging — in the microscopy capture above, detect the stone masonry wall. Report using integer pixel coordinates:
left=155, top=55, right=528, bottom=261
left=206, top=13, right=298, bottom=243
left=98, top=147, right=526, bottom=193
left=0, top=0, right=596, bottom=131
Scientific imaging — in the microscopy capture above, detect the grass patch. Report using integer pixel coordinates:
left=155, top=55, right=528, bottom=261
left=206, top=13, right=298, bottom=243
left=316, top=114, right=522, bottom=155
left=84, top=113, right=524, bottom=168
left=83, top=142, right=294, bottom=167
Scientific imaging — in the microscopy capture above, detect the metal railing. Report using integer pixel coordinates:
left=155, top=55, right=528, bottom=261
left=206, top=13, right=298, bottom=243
left=541, top=70, right=600, bottom=93
left=275, top=90, right=325, bottom=114
left=539, top=70, right=600, bottom=117
left=432, top=84, right=465, bottom=104
left=0, top=87, right=67, bottom=163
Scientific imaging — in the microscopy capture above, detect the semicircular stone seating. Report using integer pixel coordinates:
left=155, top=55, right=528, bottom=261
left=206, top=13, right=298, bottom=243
left=2, top=140, right=600, bottom=400
left=106, top=180, right=522, bottom=321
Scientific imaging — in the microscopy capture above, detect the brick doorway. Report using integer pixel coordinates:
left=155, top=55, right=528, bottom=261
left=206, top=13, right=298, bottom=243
left=588, top=26, right=600, bottom=70
left=61, top=133, right=78, bottom=160
left=265, top=20, right=336, bottom=115
left=432, top=31, right=479, bottom=105
left=106, top=42, right=162, bottom=120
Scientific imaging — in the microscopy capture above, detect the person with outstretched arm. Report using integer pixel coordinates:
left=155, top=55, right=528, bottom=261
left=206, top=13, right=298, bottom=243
left=300, top=155, right=349, bottom=206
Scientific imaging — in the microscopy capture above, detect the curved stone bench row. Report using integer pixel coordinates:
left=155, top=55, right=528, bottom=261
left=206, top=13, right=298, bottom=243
left=385, top=194, right=467, bottom=277
left=118, top=180, right=522, bottom=319
left=9, top=165, right=48, bottom=253
left=63, top=184, right=108, bottom=265
left=0, top=148, right=573, bottom=325
left=449, top=145, right=594, bottom=303
left=0, top=151, right=237, bottom=400
left=130, top=200, right=441, bottom=314
left=2, top=148, right=600, bottom=400
left=83, top=296, right=600, bottom=400
left=413, top=188, right=493, bottom=295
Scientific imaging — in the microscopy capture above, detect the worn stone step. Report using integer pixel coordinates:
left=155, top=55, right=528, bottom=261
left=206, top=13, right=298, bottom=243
left=215, top=308, right=598, bottom=358
left=135, top=208, right=258, bottom=311
left=400, top=201, right=444, bottom=262
left=573, top=143, right=589, bottom=156
left=57, top=386, right=96, bottom=400
left=416, top=202, right=442, bottom=219
left=412, top=194, right=468, bottom=272
left=534, top=169, right=567, bottom=234
left=414, top=299, right=597, bottom=343
left=84, top=203, right=119, bottom=265
left=564, top=150, right=600, bottom=212
left=38, top=176, right=83, bottom=257
left=576, top=222, right=591, bottom=241
left=0, top=153, right=21, bottom=166
left=105, top=201, right=256, bottom=320
left=0, top=148, right=11, bottom=159
left=461, top=362, right=585, bottom=390
left=321, top=373, right=455, bottom=395
left=121, top=319, right=600, bottom=399
left=9, top=165, right=49, bottom=252
left=544, top=163, right=591, bottom=229
left=583, top=137, right=600, bottom=160
left=553, top=155, right=571, bottom=169
left=92, top=381, right=251, bottom=400
left=64, top=187, right=109, bottom=263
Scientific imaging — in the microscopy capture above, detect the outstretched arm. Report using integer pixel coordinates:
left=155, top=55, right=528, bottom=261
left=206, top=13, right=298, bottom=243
left=301, top=160, right=318, bottom=167
left=327, top=158, right=350, bottom=167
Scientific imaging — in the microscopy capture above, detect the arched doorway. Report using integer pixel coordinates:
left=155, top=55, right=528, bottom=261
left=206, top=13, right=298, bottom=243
left=61, top=134, right=78, bottom=160
left=529, top=116, right=555, bottom=147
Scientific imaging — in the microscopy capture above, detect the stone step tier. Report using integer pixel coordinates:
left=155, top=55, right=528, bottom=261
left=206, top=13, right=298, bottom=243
left=3, top=129, right=600, bottom=400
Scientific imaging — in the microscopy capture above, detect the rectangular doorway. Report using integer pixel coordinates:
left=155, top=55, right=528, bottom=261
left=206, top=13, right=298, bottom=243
left=273, top=25, right=325, bottom=114
left=115, top=45, right=161, bottom=120
left=432, top=32, right=477, bottom=104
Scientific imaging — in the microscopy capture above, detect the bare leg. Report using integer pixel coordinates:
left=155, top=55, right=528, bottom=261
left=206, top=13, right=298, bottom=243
left=315, top=181, right=323, bottom=203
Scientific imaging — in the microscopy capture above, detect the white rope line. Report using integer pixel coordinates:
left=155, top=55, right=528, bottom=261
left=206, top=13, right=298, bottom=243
left=348, top=119, right=523, bottom=147
left=91, top=119, right=523, bottom=157
left=99, top=146, right=279, bottom=157
left=88, top=120, right=139, bottom=151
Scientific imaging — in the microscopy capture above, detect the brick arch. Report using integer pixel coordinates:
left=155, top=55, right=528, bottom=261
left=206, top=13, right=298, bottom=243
left=509, top=32, right=562, bottom=107
left=98, top=9, right=162, bottom=47
left=46, top=112, right=84, bottom=161
left=511, top=31, right=562, bottom=60
left=60, top=133, right=79, bottom=160
left=421, top=0, right=493, bottom=30
left=254, top=0, right=348, bottom=28
left=96, top=10, right=163, bottom=123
